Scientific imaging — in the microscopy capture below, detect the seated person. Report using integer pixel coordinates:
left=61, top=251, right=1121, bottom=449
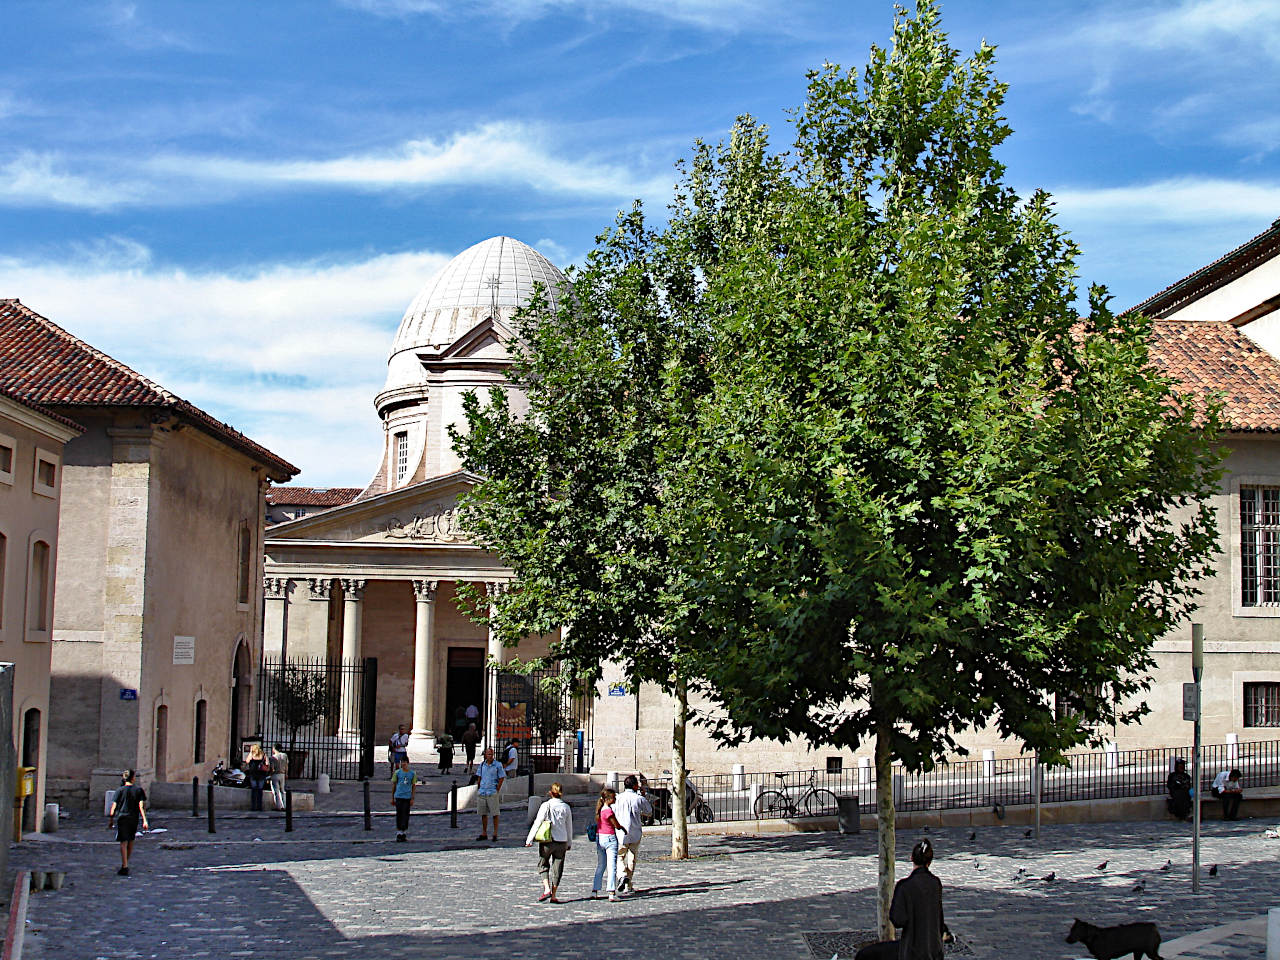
left=1166, top=758, right=1192, bottom=820
left=1219, top=768, right=1244, bottom=821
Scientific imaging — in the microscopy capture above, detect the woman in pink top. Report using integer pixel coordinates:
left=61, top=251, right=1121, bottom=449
left=592, top=787, right=624, bottom=901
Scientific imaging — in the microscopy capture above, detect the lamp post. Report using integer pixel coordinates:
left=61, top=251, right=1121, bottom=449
left=1191, top=622, right=1204, bottom=893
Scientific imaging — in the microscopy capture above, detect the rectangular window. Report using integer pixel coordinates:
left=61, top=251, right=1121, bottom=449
left=1244, top=682, right=1280, bottom=727
left=0, top=434, right=13, bottom=484
left=236, top=521, right=251, bottom=605
left=826, top=757, right=843, bottom=774
left=194, top=699, right=208, bottom=763
left=1241, top=487, right=1280, bottom=606
left=395, top=431, right=409, bottom=482
left=32, top=449, right=59, bottom=498
left=29, top=540, right=50, bottom=632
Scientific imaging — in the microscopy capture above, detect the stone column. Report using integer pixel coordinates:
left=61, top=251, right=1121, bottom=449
left=411, top=579, right=439, bottom=746
left=340, top=579, right=366, bottom=734
left=262, top=577, right=290, bottom=659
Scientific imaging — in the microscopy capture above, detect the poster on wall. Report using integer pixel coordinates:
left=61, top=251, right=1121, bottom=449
left=496, top=674, right=533, bottom=739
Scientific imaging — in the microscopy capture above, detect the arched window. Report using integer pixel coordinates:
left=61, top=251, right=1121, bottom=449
left=154, top=705, right=169, bottom=781
left=236, top=521, right=251, bottom=605
left=194, top=698, right=208, bottom=763
left=29, top=540, right=50, bottom=632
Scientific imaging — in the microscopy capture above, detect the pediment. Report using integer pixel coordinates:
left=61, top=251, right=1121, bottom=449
left=422, top=315, right=516, bottom=365
left=266, top=471, right=482, bottom=546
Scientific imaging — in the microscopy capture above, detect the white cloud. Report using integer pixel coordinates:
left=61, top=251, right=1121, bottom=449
left=1077, top=0, right=1280, bottom=58
left=0, top=243, right=458, bottom=485
left=338, top=0, right=778, bottom=30
left=0, top=123, right=671, bottom=210
left=1051, top=177, right=1280, bottom=225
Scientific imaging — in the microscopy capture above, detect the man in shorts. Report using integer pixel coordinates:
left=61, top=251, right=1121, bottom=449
left=474, top=746, right=506, bottom=841
left=107, top=769, right=149, bottom=876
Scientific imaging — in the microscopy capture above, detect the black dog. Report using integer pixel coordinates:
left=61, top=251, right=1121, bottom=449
left=1066, top=918, right=1162, bottom=960
left=854, top=925, right=953, bottom=960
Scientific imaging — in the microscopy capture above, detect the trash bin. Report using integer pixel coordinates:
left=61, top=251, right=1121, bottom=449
left=837, top=796, right=860, bottom=834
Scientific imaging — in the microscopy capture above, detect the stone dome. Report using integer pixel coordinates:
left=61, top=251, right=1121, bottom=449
left=389, top=236, right=566, bottom=358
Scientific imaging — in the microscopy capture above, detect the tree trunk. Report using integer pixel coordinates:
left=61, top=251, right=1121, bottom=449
left=671, top=675, right=689, bottom=860
left=875, top=717, right=896, bottom=941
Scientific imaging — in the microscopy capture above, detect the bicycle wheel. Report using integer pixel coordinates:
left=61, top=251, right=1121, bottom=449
left=804, top=788, right=840, bottom=818
left=754, top=790, right=789, bottom=818
left=696, top=801, right=715, bottom=823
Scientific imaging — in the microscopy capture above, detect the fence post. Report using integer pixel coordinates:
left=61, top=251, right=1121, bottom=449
left=363, top=778, right=372, bottom=831
left=527, top=769, right=534, bottom=799
left=192, top=777, right=199, bottom=817
left=1032, top=757, right=1042, bottom=841
left=285, top=790, right=293, bottom=833
left=359, top=658, right=379, bottom=780
left=981, top=749, right=995, bottom=778
left=207, top=782, right=215, bottom=834
left=450, top=780, right=458, bottom=829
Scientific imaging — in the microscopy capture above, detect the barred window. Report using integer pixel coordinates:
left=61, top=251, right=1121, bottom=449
left=1244, top=682, right=1280, bottom=727
left=1241, top=486, right=1280, bottom=606
left=395, top=432, right=409, bottom=482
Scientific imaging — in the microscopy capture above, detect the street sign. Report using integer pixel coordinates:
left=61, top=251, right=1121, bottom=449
left=607, top=682, right=628, bottom=697
left=1182, top=682, right=1198, bottom=721
left=119, top=688, right=138, bottom=701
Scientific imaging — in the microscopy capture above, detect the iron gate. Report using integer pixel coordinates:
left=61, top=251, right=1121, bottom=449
left=489, top=664, right=593, bottom=774
left=257, top=656, right=378, bottom=780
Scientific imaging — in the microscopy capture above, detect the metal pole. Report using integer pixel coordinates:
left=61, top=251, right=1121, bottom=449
left=192, top=777, right=199, bottom=817
left=1192, top=623, right=1204, bottom=893
left=363, top=778, right=372, bottom=831
left=285, top=790, right=293, bottom=833
left=207, top=782, right=216, bottom=834
left=450, top=780, right=458, bottom=829
left=1033, top=755, right=1042, bottom=841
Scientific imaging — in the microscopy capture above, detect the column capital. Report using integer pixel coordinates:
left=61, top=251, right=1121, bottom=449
left=340, top=578, right=367, bottom=601
left=263, top=576, right=291, bottom=600
left=484, top=580, right=509, bottom=599
left=412, top=579, right=439, bottom=603
left=307, top=577, right=332, bottom=601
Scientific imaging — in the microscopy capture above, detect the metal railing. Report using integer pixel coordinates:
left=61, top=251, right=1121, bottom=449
left=640, top=738, right=1280, bottom=824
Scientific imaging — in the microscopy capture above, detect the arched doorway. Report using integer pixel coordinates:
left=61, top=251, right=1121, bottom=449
left=153, top=705, right=168, bottom=781
left=21, top=708, right=40, bottom=833
left=229, top=638, right=252, bottom=761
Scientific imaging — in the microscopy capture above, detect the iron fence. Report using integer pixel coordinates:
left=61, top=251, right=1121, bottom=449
left=640, top=738, right=1280, bottom=824
left=489, top=665, right=594, bottom=775
left=256, top=656, right=378, bottom=781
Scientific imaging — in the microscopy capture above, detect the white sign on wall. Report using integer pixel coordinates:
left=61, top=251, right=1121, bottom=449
left=173, top=635, right=195, bottom=665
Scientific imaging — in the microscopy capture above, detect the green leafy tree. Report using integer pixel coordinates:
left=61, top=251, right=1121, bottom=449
left=675, top=1, right=1223, bottom=937
left=265, top=663, right=329, bottom=758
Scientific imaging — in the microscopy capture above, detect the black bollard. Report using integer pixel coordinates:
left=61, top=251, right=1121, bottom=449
left=527, top=769, right=534, bottom=799
left=207, top=782, right=216, bottom=834
left=192, top=777, right=199, bottom=817
left=285, top=790, right=293, bottom=833
left=450, top=780, right=458, bottom=829
left=363, top=778, right=372, bottom=831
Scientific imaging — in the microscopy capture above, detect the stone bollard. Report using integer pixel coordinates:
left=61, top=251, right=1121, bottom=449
left=732, top=764, right=746, bottom=792
left=1105, top=742, right=1119, bottom=769
left=1268, top=907, right=1279, bottom=960
left=103, top=789, right=117, bottom=816
left=605, top=771, right=618, bottom=789
left=44, top=871, right=64, bottom=891
left=42, top=803, right=58, bottom=834
left=982, top=749, right=996, bottom=778
left=317, top=773, right=331, bottom=794
left=858, top=757, right=872, bottom=783
left=29, top=871, right=45, bottom=892
left=1227, top=733, right=1239, bottom=763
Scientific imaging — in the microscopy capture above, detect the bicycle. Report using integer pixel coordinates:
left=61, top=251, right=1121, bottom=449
left=753, top=770, right=840, bottom=818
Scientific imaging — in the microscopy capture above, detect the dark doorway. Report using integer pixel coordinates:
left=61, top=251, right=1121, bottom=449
left=446, top=647, right=485, bottom=742
left=154, top=705, right=168, bottom=781
left=230, top=640, right=252, bottom=762
left=21, top=708, right=39, bottom=832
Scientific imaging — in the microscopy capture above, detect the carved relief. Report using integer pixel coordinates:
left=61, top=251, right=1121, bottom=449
left=383, top=501, right=467, bottom=543
left=412, top=579, right=439, bottom=603
left=307, top=578, right=332, bottom=601
left=340, top=578, right=367, bottom=600
left=263, top=577, right=291, bottom=600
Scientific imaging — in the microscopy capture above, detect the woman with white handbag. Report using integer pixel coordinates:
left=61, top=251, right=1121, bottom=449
left=525, top=782, right=573, bottom=903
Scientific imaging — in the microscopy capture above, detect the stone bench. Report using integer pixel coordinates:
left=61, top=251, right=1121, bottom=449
left=145, top=781, right=315, bottom=812
left=1195, top=785, right=1280, bottom=819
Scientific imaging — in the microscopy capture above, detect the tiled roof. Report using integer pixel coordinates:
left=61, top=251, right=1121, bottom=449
left=0, top=383, right=85, bottom=433
left=1131, top=217, right=1280, bottom=319
left=266, top=486, right=362, bottom=507
left=1148, top=320, right=1280, bottom=432
left=0, top=299, right=298, bottom=480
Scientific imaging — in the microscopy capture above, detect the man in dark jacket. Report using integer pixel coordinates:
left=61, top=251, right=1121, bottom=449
left=887, top=839, right=946, bottom=960
left=1166, top=758, right=1193, bottom=820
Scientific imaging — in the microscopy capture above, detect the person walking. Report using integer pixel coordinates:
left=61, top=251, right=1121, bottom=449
left=437, top=731, right=455, bottom=774
left=269, top=742, right=289, bottom=810
left=391, top=757, right=416, bottom=841
left=107, top=769, right=149, bottom=876
left=612, top=774, right=654, bottom=894
left=889, top=839, right=946, bottom=960
left=462, top=722, right=480, bottom=774
left=503, top=739, right=520, bottom=780
left=474, top=746, right=506, bottom=841
left=525, top=782, right=573, bottom=903
left=592, top=787, right=624, bottom=902
left=245, top=743, right=269, bottom=812
left=388, top=723, right=410, bottom=779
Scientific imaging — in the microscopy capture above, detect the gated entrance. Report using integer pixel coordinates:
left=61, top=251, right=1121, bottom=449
left=488, top=665, right=593, bottom=774
left=257, top=656, right=378, bottom=780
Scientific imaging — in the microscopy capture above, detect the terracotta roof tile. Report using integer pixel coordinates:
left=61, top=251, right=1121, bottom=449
left=0, top=383, right=85, bottom=433
left=1148, top=320, right=1280, bottom=432
left=0, top=299, right=298, bottom=479
left=265, top=486, right=362, bottom=507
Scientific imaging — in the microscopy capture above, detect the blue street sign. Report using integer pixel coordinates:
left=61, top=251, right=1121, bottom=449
left=120, top=688, right=138, bottom=701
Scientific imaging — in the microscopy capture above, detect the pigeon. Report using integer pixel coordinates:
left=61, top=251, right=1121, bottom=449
left=1209, top=864, right=1218, bottom=877
left=1011, top=868, right=1027, bottom=881
left=968, top=831, right=977, bottom=842
left=1023, top=829, right=1033, bottom=838
left=1096, top=860, right=1109, bottom=871
left=1042, top=871, right=1056, bottom=882
left=1159, top=859, right=1172, bottom=872
left=972, top=858, right=983, bottom=870
left=1131, top=880, right=1146, bottom=893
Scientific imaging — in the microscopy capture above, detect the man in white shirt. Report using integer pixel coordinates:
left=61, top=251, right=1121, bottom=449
left=612, top=774, right=654, bottom=894
left=503, top=739, right=519, bottom=779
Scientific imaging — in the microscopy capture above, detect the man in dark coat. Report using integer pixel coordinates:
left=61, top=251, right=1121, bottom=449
left=1166, top=758, right=1193, bottom=820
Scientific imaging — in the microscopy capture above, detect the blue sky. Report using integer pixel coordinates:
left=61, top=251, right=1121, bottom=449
left=3, top=0, right=1279, bottom=486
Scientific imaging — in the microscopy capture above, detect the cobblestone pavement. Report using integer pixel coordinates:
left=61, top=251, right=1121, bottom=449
left=11, top=811, right=1280, bottom=960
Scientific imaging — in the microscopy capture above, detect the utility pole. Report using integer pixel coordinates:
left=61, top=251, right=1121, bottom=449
left=1191, top=622, right=1204, bottom=893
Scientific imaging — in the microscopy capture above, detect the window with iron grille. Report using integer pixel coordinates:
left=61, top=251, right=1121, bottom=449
left=1240, top=486, right=1280, bottom=606
left=395, top=432, right=408, bottom=482
left=1244, top=682, right=1280, bottom=727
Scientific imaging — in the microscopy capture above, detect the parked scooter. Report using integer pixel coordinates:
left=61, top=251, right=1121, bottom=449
left=210, top=758, right=246, bottom=788
left=645, top=768, right=714, bottom=823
